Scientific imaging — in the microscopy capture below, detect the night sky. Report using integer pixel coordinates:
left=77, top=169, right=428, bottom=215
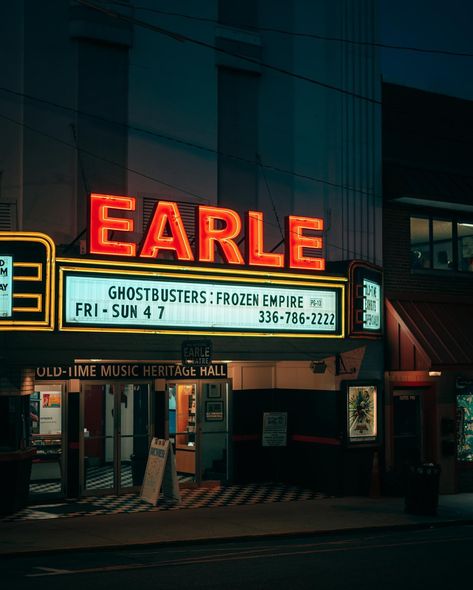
left=381, top=0, right=473, bottom=99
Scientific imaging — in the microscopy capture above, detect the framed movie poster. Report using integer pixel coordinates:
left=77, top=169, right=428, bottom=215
left=344, top=382, right=380, bottom=445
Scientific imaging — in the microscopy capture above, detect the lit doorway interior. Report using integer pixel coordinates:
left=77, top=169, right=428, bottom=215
left=167, top=381, right=231, bottom=485
left=81, top=382, right=153, bottom=495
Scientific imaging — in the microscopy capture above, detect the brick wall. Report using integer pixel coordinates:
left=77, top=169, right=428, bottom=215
left=383, top=204, right=473, bottom=299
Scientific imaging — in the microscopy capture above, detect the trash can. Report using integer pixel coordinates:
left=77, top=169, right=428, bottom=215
left=404, top=463, right=441, bottom=516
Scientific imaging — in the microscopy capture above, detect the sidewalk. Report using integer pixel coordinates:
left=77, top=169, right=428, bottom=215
left=1, top=493, right=473, bottom=557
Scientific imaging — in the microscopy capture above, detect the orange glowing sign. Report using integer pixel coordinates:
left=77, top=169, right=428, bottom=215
left=88, top=194, right=325, bottom=271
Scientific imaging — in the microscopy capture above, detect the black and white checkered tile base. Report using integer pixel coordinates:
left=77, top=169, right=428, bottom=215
left=29, top=465, right=194, bottom=496
left=2, top=484, right=324, bottom=522
left=29, top=464, right=134, bottom=495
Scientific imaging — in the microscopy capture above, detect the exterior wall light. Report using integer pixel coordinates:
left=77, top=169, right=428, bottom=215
left=310, top=360, right=327, bottom=374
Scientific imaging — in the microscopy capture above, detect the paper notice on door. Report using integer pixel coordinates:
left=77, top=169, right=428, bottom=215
left=262, top=412, right=288, bottom=447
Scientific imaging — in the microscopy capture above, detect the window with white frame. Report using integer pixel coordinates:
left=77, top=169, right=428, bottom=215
left=410, top=216, right=473, bottom=272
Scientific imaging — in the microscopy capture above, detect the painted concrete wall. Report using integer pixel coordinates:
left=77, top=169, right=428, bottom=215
left=0, top=0, right=381, bottom=264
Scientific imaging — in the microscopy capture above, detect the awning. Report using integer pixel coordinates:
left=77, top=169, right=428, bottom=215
left=387, top=299, right=473, bottom=369
left=1, top=330, right=371, bottom=365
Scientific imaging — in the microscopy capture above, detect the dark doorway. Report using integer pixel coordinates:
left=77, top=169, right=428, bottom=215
left=393, top=393, right=422, bottom=473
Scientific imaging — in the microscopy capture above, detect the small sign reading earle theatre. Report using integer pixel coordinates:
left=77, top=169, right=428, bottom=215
left=35, top=362, right=228, bottom=380
left=182, top=340, right=212, bottom=366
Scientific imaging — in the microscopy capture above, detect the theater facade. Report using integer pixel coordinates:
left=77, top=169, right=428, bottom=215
left=0, top=194, right=383, bottom=507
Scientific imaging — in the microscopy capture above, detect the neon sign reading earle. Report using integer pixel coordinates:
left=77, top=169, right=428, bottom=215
left=88, top=193, right=325, bottom=271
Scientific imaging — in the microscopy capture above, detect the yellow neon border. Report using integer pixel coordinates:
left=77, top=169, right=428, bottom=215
left=56, top=256, right=347, bottom=284
left=13, top=293, right=42, bottom=312
left=58, top=265, right=345, bottom=338
left=13, top=262, right=43, bottom=281
left=0, top=232, right=55, bottom=330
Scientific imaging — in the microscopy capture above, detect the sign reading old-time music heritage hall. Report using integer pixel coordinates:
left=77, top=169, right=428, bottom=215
left=35, top=362, right=228, bottom=380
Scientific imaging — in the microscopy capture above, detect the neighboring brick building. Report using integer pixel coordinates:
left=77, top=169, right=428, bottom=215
left=382, top=83, right=473, bottom=493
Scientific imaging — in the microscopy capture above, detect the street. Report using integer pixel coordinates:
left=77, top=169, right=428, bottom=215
left=2, top=524, right=471, bottom=590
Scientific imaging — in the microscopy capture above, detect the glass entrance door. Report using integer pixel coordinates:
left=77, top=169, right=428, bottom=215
left=82, top=382, right=152, bottom=495
left=167, top=380, right=230, bottom=485
left=199, top=382, right=230, bottom=483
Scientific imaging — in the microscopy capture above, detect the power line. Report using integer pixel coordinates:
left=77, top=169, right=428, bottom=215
left=0, top=110, right=368, bottom=260
left=76, top=0, right=382, bottom=106
left=0, top=112, right=207, bottom=202
left=0, top=85, right=380, bottom=199
left=257, top=154, right=284, bottom=241
left=154, top=6, right=473, bottom=58
left=103, top=0, right=473, bottom=58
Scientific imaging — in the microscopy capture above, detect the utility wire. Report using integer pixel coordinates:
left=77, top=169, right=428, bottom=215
left=65, top=123, right=91, bottom=251
left=76, top=0, right=382, bottom=106
left=0, top=85, right=379, bottom=200
left=257, top=154, right=284, bottom=241
left=6, top=83, right=471, bottom=207
left=0, top=110, right=367, bottom=260
left=0, top=112, right=207, bottom=202
left=103, top=0, right=473, bottom=58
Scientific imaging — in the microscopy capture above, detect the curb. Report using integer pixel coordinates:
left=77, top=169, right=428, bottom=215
left=1, top=518, right=472, bottom=558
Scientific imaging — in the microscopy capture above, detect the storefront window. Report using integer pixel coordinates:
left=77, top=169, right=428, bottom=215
left=30, top=386, right=64, bottom=496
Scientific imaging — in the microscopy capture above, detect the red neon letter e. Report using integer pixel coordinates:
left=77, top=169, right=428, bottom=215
left=198, top=206, right=244, bottom=265
left=246, top=211, right=283, bottom=268
left=89, top=193, right=136, bottom=257
left=286, top=216, right=325, bottom=271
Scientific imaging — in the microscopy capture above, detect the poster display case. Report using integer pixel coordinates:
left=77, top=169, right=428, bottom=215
left=342, top=381, right=381, bottom=446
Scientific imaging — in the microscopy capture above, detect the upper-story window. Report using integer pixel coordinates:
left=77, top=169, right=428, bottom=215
left=410, top=216, right=473, bottom=272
